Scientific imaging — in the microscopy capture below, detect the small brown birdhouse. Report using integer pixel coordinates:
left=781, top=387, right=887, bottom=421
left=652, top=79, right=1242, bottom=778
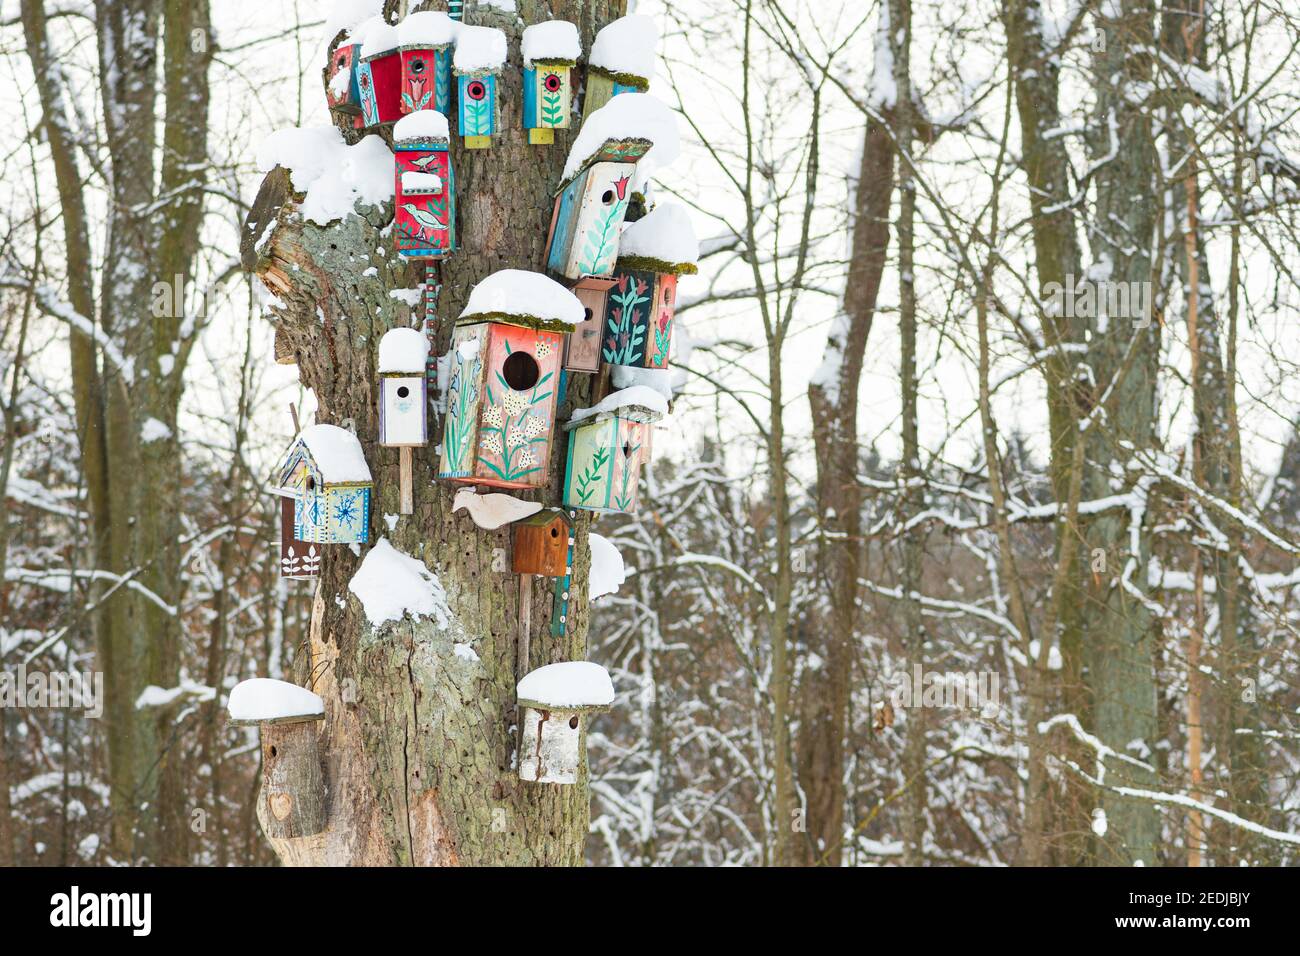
left=512, top=509, right=572, bottom=578
left=564, top=276, right=614, bottom=373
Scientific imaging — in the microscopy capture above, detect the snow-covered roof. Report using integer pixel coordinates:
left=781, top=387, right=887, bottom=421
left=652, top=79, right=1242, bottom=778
left=397, top=10, right=456, bottom=48
left=517, top=661, right=614, bottom=710
left=522, top=20, right=580, bottom=67
left=348, top=538, right=453, bottom=627
left=360, top=18, right=400, bottom=58
left=610, top=364, right=674, bottom=402
left=378, top=327, right=430, bottom=374
left=561, top=93, right=680, bottom=183
left=328, top=2, right=383, bottom=40
left=293, top=423, right=372, bottom=484
left=227, top=678, right=324, bottom=723
left=453, top=25, right=507, bottom=74
left=617, top=202, right=699, bottom=273
left=393, top=109, right=450, bottom=145
left=458, top=269, right=585, bottom=331
left=566, top=385, right=668, bottom=428
left=588, top=533, right=626, bottom=600
left=258, top=126, right=394, bottom=227
left=589, top=14, right=658, bottom=83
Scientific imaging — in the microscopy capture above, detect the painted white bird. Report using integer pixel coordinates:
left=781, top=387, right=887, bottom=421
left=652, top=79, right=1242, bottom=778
left=453, top=488, right=542, bottom=531
left=400, top=203, right=446, bottom=240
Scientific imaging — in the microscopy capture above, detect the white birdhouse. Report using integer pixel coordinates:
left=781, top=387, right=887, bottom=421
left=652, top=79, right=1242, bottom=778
left=516, top=661, right=614, bottom=785
left=378, top=327, right=430, bottom=448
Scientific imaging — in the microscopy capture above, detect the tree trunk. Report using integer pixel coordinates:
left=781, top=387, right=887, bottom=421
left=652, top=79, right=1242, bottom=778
left=242, top=0, right=625, bottom=866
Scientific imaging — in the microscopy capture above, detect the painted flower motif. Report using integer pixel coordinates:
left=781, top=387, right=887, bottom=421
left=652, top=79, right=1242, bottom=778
left=518, top=449, right=536, bottom=468
left=466, top=80, right=487, bottom=101
left=523, top=415, right=546, bottom=438
left=481, top=433, right=503, bottom=455
left=483, top=405, right=504, bottom=428
left=543, top=72, right=562, bottom=93
left=536, top=341, right=552, bottom=359
left=507, top=426, right=526, bottom=448
left=504, top=391, right=528, bottom=416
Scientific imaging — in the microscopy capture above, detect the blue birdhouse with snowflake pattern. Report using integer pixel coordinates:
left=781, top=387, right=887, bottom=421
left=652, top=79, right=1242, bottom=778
left=275, top=424, right=372, bottom=545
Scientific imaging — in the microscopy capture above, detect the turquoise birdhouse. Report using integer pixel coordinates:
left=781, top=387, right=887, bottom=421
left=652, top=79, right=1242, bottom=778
left=453, top=25, right=506, bottom=149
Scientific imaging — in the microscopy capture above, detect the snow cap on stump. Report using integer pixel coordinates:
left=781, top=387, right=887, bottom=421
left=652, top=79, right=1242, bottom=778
left=517, top=661, right=615, bottom=712
left=378, top=327, right=430, bottom=374
left=227, top=678, right=324, bottom=725
left=589, top=14, right=658, bottom=87
left=393, top=108, right=450, bottom=145
left=522, top=20, right=581, bottom=67
left=616, top=201, right=699, bottom=275
left=458, top=269, right=585, bottom=332
left=561, top=92, right=680, bottom=183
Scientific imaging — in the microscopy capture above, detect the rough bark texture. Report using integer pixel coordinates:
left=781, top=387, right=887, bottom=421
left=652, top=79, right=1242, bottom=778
left=244, top=0, right=625, bottom=867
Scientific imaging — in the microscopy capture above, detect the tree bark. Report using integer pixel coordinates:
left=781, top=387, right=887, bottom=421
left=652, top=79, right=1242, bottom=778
left=242, top=0, right=625, bottom=866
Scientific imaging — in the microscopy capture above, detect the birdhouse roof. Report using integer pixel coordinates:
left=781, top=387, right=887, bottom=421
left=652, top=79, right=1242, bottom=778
left=522, top=20, right=581, bottom=67
left=617, top=202, right=700, bottom=274
left=227, top=678, right=324, bottom=725
left=332, top=8, right=381, bottom=43
left=288, top=423, right=372, bottom=485
left=458, top=269, right=585, bottom=332
left=561, top=93, right=680, bottom=184
left=393, top=109, right=450, bottom=146
left=565, top=385, right=668, bottom=430
left=397, top=10, right=456, bottom=48
left=589, top=14, right=658, bottom=86
left=516, top=509, right=571, bottom=531
left=517, top=661, right=614, bottom=711
left=378, top=327, right=430, bottom=374
left=453, top=25, right=507, bottom=74
left=360, top=19, right=400, bottom=58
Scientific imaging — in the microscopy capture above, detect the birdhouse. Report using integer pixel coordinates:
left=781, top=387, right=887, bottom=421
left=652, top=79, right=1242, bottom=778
left=357, top=19, right=403, bottom=128
left=582, top=14, right=657, bottom=122
left=275, top=423, right=373, bottom=544
left=601, top=202, right=699, bottom=369
left=378, top=327, right=430, bottom=447
left=438, top=270, right=584, bottom=489
left=564, top=276, right=614, bottom=373
left=516, top=661, right=614, bottom=785
left=521, top=21, right=580, bottom=145
left=453, top=25, right=507, bottom=149
left=512, top=509, right=572, bottom=577
left=227, top=679, right=326, bottom=838
left=392, top=110, right=456, bottom=259
left=277, top=495, right=320, bottom=579
left=325, top=31, right=364, bottom=129
left=545, top=93, right=677, bottom=280
left=397, top=10, right=454, bottom=116
left=562, top=386, right=666, bottom=514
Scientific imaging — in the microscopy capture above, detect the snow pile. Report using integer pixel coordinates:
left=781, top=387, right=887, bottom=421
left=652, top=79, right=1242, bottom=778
left=258, top=126, right=394, bottom=226
left=588, top=533, right=626, bottom=599
left=610, top=365, right=674, bottom=401
left=522, top=20, right=581, bottom=66
left=227, top=678, right=324, bottom=722
left=135, top=677, right=215, bottom=710
left=348, top=538, right=452, bottom=627
left=393, top=109, right=450, bottom=143
left=562, top=93, right=680, bottom=182
left=517, top=661, right=614, bottom=709
left=296, top=423, right=372, bottom=483
left=140, top=417, right=172, bottom=444
left=326, top=0, right=382, bottom=38
left=397, top=10, right=456, bottom=47
left=617, top=202, right=699, bottom=272
left=454, top=25, right=507, bottom=73
left=459, top=269, right=585, bottom=329
left=378, top=327, right=429, bottom=374
left=360, top=18, right=400, bottom=57
left=452, top=488, right=542, bottom=530
left=400, top=171, right=442, bottom=193
left=568, top=385, right=668, bottom=426
left=589, top=14, right=658, bottom=81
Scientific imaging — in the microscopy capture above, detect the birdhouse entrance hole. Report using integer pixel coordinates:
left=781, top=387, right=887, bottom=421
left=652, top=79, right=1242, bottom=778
left=601, top=189, right=616, bottom=205
left=397, top=385, right=410, bottom=398
left=306, top=476, right=316, bottom=491
left=622, top=440, right=634, bottom=458
left=568, top=715, right=579, bottom=729
left=503, top=351, right=540, bottom=391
